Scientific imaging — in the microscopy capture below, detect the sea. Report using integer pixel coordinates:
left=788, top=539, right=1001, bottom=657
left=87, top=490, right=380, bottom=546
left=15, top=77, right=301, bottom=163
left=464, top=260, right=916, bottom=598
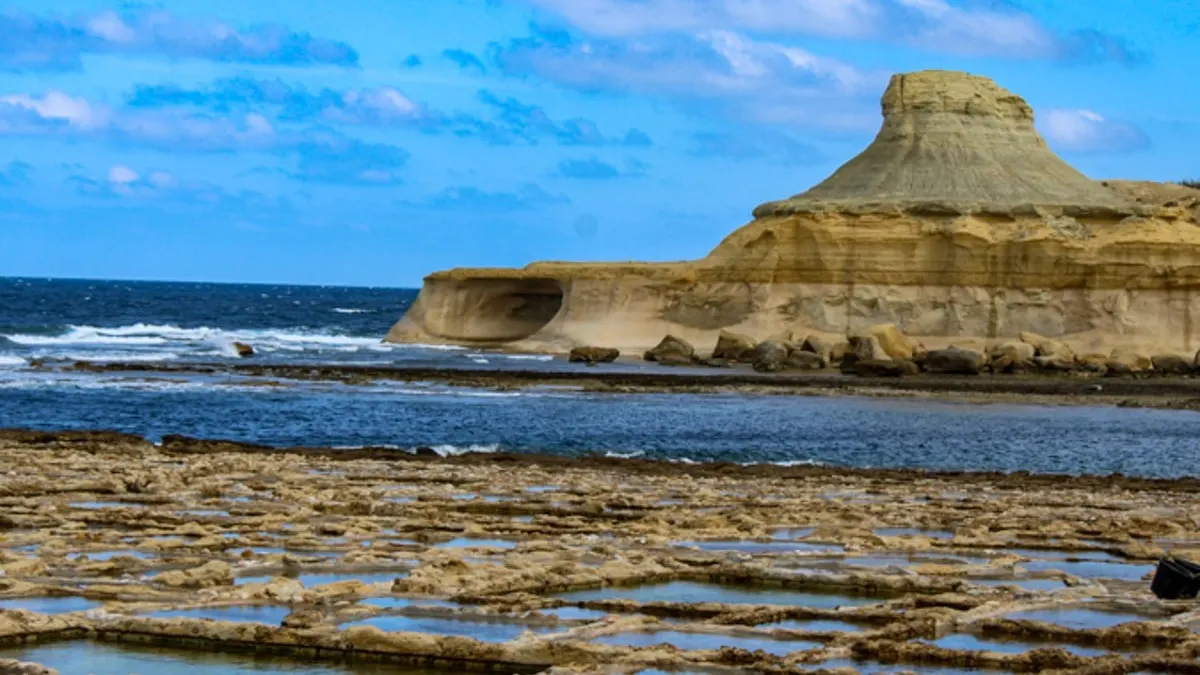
left=1, top=277, right=1198, bottom=478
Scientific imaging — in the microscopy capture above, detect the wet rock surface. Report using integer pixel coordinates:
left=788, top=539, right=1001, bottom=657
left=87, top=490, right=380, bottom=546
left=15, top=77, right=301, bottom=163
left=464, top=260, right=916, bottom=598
left=0, top=430, right=1199, bottom=674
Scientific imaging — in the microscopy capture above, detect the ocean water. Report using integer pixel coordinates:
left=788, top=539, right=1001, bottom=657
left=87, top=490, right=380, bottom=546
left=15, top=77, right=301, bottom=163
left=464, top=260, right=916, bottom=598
left=2, top=278, right=1200, bottom=477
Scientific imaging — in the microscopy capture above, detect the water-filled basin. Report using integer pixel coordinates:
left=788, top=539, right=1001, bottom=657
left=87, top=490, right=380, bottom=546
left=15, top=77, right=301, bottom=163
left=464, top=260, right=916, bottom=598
left=557, top=581, right=881, bottom=608
left=593, top=630, right=821, bottom=655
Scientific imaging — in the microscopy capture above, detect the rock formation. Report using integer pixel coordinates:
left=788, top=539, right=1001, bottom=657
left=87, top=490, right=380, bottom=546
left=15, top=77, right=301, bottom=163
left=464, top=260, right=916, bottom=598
left=386, top=70, right=1200, bottom=356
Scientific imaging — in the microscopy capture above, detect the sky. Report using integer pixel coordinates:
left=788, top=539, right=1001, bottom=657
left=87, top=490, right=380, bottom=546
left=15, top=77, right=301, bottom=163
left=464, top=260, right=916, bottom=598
left=0, top=0, right=1195, bottom=287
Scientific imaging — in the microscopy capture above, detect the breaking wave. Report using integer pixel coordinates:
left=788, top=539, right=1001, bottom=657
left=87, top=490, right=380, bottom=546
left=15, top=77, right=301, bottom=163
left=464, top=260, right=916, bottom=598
left=1, top=323, right=394, bottom=355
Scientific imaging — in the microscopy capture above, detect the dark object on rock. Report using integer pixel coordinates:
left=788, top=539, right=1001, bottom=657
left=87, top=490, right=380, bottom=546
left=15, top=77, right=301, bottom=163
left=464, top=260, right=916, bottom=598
left=569, top=346, right=620, bottom=364
left=854, top=359, right=919, bottom=377
left=414, top=446, right=439, bottom=457
left=643, top=335, right=695, bottom=365
left=711, top=330, right=758, bottom=362
left=923, top=347, right=985, bottom=375
left=1152, top=354, right=1191, bottom=375
left=1104, top=361, right=1133, bottom=378
left=839, top=351, right=860, bottom=374
left=703, top=357, right=731, bottom=368
left=232, top=342, right=255, bottom=358
left=751, top=341, right=790, bottom=373
left=1151, top=556, right=1200, bottom=599
left=786, top=351, right=827, bottom=370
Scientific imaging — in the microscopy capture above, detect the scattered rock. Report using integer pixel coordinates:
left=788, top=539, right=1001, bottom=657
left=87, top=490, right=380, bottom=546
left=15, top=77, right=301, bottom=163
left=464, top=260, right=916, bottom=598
left=1152, top=354, right=1192, bottom=376
left=711, top=330, right=758, bottom=362
left=849, top=334, right=890, bottom=362
left=751, top=341, right=790, bottom=373
left=1036, top=355, right=1076, bottom=373
left=1, top=559, right=47, bottom=578
left=786, top=351, right=827, bottom=370
left=568, top=346, right=619, bottom=364
left=870, top=324, right=915, bottom=360
left=1104, top=361, right=1134, bottom=378
left=1075, top=353, right=1109, bottom=374
left=1019, top=331, right=1074, bottom=359
left=988, top=341, right=1035, bottom=363
left=855, top=359, right=919, bottom=377
left=0, top=660, right=57, bottom=675
left=232, top=342, right=255, bottom=358
left=1111, top=348, right=1152, bottom=372
left=643, top=335, right=695, bottom=365
left=801, top=336, right=830, bottom=359
left=922, top=347, right=985, bottom=375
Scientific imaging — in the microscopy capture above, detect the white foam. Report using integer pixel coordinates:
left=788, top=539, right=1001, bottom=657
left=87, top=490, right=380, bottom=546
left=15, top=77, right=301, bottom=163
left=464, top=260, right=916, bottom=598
left=500, top=354, right=554, bottom=362
left=0, top=355, right=25, bottom=367
left=430, top=444, right=502, bottom=457
left=604, top=450, right=646, bottom=459
left=2, top=323, right=395, bottom=356
left=58, top=351, right=180, bottom=363
left=332, top=308, right=374, bottom=314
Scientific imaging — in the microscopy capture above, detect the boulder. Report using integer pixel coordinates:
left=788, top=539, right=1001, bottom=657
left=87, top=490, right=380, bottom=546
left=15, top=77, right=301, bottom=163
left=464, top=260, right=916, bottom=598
left=1019, top=331, right=1074, bottom=359
left=702, top=357, right=731, bottom=368
left=849, top=334, right=890, bottom=362
left=869, top=323, right=915, bottom=360
left=643, top=335, right=695, bottom=365
left=801, top=336, right=830, bottom=359
left=1035, top=355, right=1076, bottom=373
left=0, top=660, right=57, bottom=675
left=1075, top=353, right=1109, bottom=374
left=855, top=359, right=919, bottom=377
left=568, top=346, right=619, bottom=364
left=232, top=342, right=255, bottom=358
left=711, top=330, right=758, bottom=362
left=766, top=329, right=801, bottom=346
left=1111, top=348, right=1152, bottom=372
left=786, top=351, right=827, bottom=370
left=1152, top=354, right=1192, bottom=375
left=1104, top=361, right=1134, bottom=378
left=751, top=341, right=790, bottom=373
left=989, top=341, right=1035, bottom=363
left=923, top=347, right=985, bottom=375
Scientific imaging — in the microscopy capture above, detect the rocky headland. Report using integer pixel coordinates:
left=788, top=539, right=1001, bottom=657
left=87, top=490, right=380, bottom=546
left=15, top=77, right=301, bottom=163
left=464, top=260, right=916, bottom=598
left=386, top=70, right=1200, bottom=370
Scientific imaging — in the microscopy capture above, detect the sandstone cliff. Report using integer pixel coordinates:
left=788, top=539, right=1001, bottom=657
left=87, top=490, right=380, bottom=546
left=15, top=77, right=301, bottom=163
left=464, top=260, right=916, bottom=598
left=386, top=70, right=1200, bottom=356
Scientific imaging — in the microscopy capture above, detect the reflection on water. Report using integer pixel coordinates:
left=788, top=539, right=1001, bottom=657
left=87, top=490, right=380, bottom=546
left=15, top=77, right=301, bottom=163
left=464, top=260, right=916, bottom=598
left=593, top=630, right=821, bottom=656
left=557, top=581, right=881, bottom=608
left=0, top=640, right=505, bottom=674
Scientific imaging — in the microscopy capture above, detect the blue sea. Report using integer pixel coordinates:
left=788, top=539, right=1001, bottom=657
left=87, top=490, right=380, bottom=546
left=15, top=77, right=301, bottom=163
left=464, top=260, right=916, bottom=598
left=1, top=277, right=1198, bottom=477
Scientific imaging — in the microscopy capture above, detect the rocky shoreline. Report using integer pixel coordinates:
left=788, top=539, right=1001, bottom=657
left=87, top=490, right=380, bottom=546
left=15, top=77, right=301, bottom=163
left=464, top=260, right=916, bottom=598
left=2, top=430, right=1200, bottom=674
left=39, top=355, right=1200, bottom=411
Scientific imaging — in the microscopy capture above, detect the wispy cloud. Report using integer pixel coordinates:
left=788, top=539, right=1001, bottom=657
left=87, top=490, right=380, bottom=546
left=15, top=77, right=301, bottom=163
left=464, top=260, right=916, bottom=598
left=514, top=0, right=1142, bottom=63
left=0, top=160, right=32, bottom=186
left=554, top=156, right=647, bottom=180
left=0, top=7, right=359, bottom=72
left=1039, top=109, right=1149, bottom=154
left=410, top=183, right=570, bottom=212
left=443, top=48, right=488, bottom=74
left=126, top=76, right=652, bottom=147
left=0, top=89, right=412, bottom=185
left=488, top=26, right=882, bottom=131
left=69, top=164, right=291, bottom=211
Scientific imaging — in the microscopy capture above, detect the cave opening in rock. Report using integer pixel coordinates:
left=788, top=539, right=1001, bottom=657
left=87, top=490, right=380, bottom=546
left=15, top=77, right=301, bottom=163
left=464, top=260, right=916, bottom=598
left=429, top=278, right=564, bottom=343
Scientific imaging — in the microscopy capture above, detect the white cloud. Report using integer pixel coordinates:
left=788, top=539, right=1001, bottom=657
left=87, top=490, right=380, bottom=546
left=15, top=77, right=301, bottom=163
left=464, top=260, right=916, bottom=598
left=1039, top=108, right=1148, bottom=153
left=107, top=165, right=139, bottom=184
left=0, top=91, right=101, bottom=128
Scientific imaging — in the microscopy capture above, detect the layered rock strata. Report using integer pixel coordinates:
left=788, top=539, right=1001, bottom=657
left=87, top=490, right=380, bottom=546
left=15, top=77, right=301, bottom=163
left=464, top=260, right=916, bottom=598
left=386, top=70, right=1200, bottom=356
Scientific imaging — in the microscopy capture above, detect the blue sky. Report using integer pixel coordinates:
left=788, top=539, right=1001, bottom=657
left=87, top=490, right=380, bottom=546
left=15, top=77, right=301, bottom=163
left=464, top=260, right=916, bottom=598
left=0, top=0, right=1194, bottom=287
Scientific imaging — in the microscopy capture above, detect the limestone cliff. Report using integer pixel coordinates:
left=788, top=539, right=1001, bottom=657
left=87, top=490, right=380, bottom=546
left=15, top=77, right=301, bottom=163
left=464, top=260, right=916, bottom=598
left=387, top=70, right=1200, bottom=356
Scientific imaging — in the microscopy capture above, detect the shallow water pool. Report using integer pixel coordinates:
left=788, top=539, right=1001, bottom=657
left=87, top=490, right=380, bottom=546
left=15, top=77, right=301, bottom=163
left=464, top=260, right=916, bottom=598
left=341, top=615, right=560, bottom=642
left=1006, top=606, right=1158, bottom=629
left=234, top=572, right=406, bottom=587
left=557, top=581, right=881, bottom=608
left=433, top=538, right=517, bottom=550
left=145, top=605, right=292, bottom=625
left=0, top=640, right=494, bottom=674
left=763, top=619, right=866, bottom=632
left=0, top=596, right=102, bottom=614
left=930, top=633, right=1109, bottom=657
left=593, top=630, right=821, bottom=655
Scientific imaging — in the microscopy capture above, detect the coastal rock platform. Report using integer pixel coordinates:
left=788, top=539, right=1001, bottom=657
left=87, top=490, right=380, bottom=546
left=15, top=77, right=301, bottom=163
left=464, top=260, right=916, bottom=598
left=2, top=429, right=1200, bottom=674
left=386, top=70, right=1200, bottom=359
